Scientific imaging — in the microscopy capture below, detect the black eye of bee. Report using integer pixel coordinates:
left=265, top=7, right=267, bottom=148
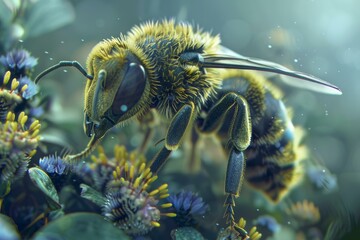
left=111, top=62, right=146, bottom=116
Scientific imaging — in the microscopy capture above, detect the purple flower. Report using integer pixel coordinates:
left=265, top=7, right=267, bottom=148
left=0, top=49, right=38, bottom=78
left=0, top=49, right=37, bottom=70
left=39, top=155, right=69, bottom=175
left=168, top=190, right=208, bottom=227
left=253, top=215, right=280, bottom=233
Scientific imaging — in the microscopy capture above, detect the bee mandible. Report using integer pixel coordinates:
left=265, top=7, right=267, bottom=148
left=35, top=20, right=341, bottom=228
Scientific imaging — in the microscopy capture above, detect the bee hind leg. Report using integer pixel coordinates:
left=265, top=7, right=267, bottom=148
left=199, top=92, right=251, bottom=228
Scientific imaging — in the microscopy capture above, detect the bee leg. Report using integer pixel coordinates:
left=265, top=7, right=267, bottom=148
left=188, top=127, right=201, bottom=173
left=199, top=92, right=251, bottom=227
left=150, top=102, right=195, bottom=174
left=224, top=148, right=245, bottom=227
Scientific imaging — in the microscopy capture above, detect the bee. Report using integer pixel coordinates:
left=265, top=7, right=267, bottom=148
left=35, top=20, right=341, bottom=227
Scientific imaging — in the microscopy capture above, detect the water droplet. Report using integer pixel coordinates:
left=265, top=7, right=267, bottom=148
left=325, top=110, right=328, bottom=116
left=60, top=41, right=64, bottom=44
left=268, top=44, right=272, bottom=49
left=81, top=39, right=84, bottom=42
left=121, top=105, right=128, bottom=112
left=63, top=70, right=68, bottom=73
left=49, top=57, right=53, bottom=61
left=322, top=169, right=326, bottom=173
left=256, top=208, right=259, bottom=212
left=301, top=113, right=304, bottom=116
left=294, top=58, right=298, bottom=63
left=19, top=39, right=24, bottom=43
left=44, top=51, right=49, bottom=54
left=287, top=221, right=291, bottom=225
left=216, top=223, right=219, bottom=226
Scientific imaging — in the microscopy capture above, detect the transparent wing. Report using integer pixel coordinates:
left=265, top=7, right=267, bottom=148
left=201, top=46, right=342, bottom=95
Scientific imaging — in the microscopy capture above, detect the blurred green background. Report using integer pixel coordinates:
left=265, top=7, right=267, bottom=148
left=15, top=0, right=359, bottom=238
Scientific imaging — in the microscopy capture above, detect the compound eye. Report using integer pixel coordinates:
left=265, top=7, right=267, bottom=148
left=111, top=63, right=146, bottom=116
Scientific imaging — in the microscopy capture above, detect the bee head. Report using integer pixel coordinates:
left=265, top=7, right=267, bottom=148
left=83, top=48, right=148, bottom=140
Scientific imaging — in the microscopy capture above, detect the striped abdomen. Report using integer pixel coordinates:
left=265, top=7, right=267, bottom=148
left=214, top=70, right=306, bottom=202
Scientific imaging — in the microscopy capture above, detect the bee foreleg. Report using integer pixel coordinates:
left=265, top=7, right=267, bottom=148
left=150, top=102, right=195, bottom=174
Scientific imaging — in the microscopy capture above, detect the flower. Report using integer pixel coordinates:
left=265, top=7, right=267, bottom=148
left=0, top=49, right=38, bottom=78
left=167, top=190, right=208, bottom=227
left=39, top=155, right=69, bottom=175
left=89, top=145, right=176, bottom=236
left=0, top=111, right=40, bottom=184
left=253, top=215, right=280, bottom=234
left=286, top=200, right=320, bottom=225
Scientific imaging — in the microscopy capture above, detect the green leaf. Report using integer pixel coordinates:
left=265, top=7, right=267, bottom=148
left=32, top=213, right=130, bottom=240
left=80, top=184, right=106, bottom=207
left=0, top=214, right=20, bottom=240
left=28, top=167, right=61, bottom=211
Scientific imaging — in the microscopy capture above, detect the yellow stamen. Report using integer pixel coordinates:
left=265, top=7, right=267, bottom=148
left=91, top=155, right=97, bottom=162
left=159, top=193, right=170, bottom=199
left=29, top=120, right=40, bottom=131
left=160, top=203, right=173, bottom=208
left=151, top=221, right=160, bottom=227
left=163, top=213, right=177, bottom=217
left=31, top=129, right=39, bottom=138
left=11, top=78, right=19, bottom=91
left=20, top=84, right=28, bottom=93
left=20, top=114, right=28, bottom=127
left=148, top=175, right=158, bottom=184
left=142, top=183, right=149, bottom=191
left=129, top=152, right=136, bottom=163
left=129, top=165, right=134, bottom=180
left=133, top=176, right=142, bottom=189
left=11, top=122, right=18, bottom=131
left=99, top=153, right=107, bottom=164
left=4, top=71, right=11, bottom=85
left=116, top=166, right=121, bottom=177
left=149, top=189, right=159, bottom=196
left=124, top=162, right=129, bottom=173
left=143, top=168, right=151, bottom=178
left=113, top=171, right=118, bottom=180
left=157, top=183, right=168, bottom=191
left=138, top=162, right=146, bottom=173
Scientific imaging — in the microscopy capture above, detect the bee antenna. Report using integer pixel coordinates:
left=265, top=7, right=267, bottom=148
left=35, top=61, right=94, bottom=84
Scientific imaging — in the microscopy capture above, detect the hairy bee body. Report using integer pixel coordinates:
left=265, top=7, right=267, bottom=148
left=87, top=21, right=300, bottom=202
left=36, top=20, right=340, bottom=208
